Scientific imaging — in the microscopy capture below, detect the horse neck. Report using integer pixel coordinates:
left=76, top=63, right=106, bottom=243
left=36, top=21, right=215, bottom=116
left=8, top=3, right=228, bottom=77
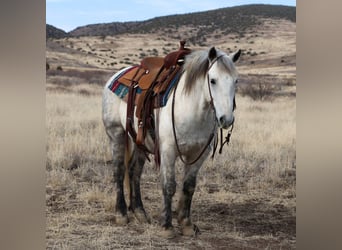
left=176, top=74, right=214, bottom=125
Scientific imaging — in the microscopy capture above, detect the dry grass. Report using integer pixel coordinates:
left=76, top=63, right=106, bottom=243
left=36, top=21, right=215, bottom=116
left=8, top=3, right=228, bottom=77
left=46, top=83, right=295, bottom=249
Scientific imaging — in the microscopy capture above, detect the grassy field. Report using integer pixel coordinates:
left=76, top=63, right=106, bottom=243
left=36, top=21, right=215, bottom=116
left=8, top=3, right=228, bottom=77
left=46, top=17, right=296, bottom=249
left=46, top=83, right=295, bottom=249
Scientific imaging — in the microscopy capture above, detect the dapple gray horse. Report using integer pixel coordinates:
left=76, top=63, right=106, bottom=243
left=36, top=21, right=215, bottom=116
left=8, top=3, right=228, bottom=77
left=102, top=47, right=240, bottom=238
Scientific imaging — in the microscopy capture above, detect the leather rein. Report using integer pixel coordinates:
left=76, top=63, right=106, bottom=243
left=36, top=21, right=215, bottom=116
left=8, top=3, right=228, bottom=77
left=171, top=55, right=234, bottom=165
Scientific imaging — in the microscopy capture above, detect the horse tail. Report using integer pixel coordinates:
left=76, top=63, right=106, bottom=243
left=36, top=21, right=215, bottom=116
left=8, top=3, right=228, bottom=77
left=124, top=143, right=132, bottom=198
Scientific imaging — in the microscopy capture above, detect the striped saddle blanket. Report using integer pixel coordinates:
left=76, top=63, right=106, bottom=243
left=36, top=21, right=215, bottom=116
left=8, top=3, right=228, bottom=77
left=108, top=65, right=182, bottom=108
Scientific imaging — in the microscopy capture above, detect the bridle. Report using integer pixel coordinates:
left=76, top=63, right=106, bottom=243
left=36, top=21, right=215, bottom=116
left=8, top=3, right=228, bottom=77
left=171, top=54, right=235, bottom=165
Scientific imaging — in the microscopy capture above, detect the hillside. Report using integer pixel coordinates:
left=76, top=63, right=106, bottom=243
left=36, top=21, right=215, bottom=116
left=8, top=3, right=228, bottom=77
left=47, top=4, right=295, bottom=40
left=46, top=24, right=69, bottom=39
left=46, top=3, right=296, bottom=98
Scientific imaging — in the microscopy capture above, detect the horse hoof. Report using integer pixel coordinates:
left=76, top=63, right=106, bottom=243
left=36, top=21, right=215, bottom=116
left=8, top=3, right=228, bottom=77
left=158, top=227, right=176, bottom=239
left=181, top=224, right=200, bottom=237
left=134, top=210, right=151, bottom=224
left=179, top=218, right=200, bottom=237
left=115, top=214, right=129, bottom=225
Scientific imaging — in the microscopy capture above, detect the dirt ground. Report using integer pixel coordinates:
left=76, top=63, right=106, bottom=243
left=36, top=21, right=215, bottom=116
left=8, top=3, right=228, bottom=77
left=46, top=151, right=296, bottom=249
left=46, top=173, right=296, bottom=249
left=46, top=155, right=296, bottom=249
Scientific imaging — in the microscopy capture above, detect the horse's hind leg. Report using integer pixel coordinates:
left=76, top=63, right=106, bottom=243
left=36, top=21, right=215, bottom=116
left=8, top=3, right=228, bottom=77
left=159, top=148, right=177, bottom=238
left=177, top=159, right=205, bottom=236
left=127, top=148, right=150, bottom=223
left=106, top=126, right=129, bottom=225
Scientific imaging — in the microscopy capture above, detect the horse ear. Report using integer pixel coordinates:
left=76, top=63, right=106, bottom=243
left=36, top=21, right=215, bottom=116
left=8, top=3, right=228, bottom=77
left=208, top=47, right=217, bottom=61
left=230, top=49, right=241, bottom=62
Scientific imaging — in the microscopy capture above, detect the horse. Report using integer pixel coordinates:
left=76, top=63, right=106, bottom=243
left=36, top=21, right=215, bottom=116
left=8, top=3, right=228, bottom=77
left=102, top=46, right=241, bottom=238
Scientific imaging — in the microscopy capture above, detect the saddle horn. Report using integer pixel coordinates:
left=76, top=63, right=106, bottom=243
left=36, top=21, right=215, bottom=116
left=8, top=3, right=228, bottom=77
left=164, top=40, right=191, bottom=69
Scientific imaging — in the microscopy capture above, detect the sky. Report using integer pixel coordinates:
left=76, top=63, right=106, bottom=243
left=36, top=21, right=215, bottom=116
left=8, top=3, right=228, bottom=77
left=46, top=0, right=296, bottom=32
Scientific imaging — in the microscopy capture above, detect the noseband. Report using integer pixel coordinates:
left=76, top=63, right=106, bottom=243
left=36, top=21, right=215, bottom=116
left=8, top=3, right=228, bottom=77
left=171, top=54, right=235, bottom=165
left=206, top=54, right=224, bottom=112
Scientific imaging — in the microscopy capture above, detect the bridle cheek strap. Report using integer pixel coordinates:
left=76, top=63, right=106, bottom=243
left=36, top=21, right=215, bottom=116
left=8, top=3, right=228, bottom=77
left=207, top=55, right=235, bottom=158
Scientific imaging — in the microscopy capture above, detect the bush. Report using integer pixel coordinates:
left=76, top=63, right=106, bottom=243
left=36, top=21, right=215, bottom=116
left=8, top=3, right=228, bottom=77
left=239, top=82, right=275, bottom=101
left=237, top=74, right=285, bottom=101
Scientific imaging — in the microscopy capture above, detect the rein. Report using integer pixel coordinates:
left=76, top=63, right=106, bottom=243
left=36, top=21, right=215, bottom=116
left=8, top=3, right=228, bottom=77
left=171, top=55, right=234, bottom=165
left=207, top=55, right=235, bottom=155
left=171, top=73, right=217, bottom=165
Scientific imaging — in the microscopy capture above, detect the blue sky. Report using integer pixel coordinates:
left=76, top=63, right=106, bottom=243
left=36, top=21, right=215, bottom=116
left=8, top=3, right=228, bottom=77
left=46, top=0, right=296, bottom=32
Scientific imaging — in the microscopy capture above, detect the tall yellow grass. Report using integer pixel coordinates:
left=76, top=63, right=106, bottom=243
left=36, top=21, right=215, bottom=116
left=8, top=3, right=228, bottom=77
left=46, top=83, right=295, bottom=187
left=46, top=84, right=110, bottom=170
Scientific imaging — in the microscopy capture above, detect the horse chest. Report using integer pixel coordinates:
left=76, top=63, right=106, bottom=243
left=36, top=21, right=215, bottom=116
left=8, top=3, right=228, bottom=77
left=176, top=122, right=214, bottom=151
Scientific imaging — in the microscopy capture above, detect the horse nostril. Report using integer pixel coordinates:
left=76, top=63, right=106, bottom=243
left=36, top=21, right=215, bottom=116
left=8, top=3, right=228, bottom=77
left=219, top=116, right=225, bottom=125
left=218, top=115, right=234, bottom=128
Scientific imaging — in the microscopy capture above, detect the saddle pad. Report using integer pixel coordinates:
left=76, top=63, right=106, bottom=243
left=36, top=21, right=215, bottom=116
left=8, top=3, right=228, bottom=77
left=108, top=67, right=181, bottom=107
left=108, top=66, right=141, bottom=99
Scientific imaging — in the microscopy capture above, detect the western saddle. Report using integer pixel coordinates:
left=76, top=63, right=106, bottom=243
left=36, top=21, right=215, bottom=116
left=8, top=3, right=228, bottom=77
left=117, top=41, right=191, bottom=164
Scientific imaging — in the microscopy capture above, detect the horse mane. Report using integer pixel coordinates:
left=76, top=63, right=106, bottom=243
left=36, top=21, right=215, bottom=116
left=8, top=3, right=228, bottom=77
left=182, top=49, right=238, bottom=95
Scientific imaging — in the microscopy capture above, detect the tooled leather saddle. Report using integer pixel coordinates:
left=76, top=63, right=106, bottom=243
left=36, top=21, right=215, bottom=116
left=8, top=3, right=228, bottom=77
left=117, top=41, right=191, bottom=164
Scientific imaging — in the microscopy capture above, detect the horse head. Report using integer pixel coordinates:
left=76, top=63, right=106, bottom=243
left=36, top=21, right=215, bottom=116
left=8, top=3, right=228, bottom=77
left=207, top=47, right=241, bottom=129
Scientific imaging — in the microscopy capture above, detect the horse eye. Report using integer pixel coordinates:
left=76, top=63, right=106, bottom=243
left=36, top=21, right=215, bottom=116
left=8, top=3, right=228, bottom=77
left=235, top=79, right=239, bottom=84
left=210, top=79, right=216, bottom=85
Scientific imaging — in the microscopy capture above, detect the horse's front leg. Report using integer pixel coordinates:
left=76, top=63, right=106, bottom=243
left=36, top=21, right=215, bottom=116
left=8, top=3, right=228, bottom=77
left=159, top=147, right=177, bottom=238
left=177, top=156, right=207, bottom=236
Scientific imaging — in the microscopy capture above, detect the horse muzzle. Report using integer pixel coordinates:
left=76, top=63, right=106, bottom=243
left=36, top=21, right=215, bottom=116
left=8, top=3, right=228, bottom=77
left=218, top=115, right=234, bottom=129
